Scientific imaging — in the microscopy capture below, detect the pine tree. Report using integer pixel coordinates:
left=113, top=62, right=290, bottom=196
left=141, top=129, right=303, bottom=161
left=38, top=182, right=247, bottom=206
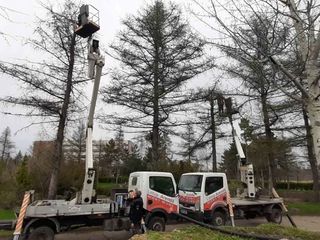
left=102, top=0, right=212, bottom=165
left=0, top=127, right=15, bottom=166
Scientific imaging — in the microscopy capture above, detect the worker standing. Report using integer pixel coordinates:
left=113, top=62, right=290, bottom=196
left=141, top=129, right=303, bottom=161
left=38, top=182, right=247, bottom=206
left=129, top=189, right=144, bottom=234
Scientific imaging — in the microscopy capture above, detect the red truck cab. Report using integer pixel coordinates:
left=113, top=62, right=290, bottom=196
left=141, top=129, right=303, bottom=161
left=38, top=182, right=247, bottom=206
left=128, top=171, right=179, bottom=231
left=178, top=172, right=229, bottom=225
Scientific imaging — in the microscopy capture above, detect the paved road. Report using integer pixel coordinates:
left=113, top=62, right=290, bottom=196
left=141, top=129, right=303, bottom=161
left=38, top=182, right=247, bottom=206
left=2, top=216, right=319, bottom=240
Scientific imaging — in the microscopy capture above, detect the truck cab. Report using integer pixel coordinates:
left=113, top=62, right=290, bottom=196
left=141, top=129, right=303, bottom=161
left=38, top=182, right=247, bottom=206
left=178, top=172, right=229, bottom=225
left=128, top=171, right=179, bottom=231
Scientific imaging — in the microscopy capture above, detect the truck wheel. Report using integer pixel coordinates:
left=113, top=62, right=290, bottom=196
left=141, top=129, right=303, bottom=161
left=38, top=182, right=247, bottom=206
left=28, top=226, right=54, bottom=240
left=211, top=211, right=227, bottom=226
left=148, top=216, right=165, bottom=231
left=266, top=207, right=282, bottom=224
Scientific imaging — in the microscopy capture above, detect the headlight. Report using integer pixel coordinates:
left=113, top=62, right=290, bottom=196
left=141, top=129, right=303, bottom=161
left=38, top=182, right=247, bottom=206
left=195, top=200, right=200, bottom=211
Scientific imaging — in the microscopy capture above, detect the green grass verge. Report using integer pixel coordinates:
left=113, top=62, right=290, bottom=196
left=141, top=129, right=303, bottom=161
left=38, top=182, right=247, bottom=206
left=287, top=202, right=320, bottom=215
left=0, top=230, right=13, bottom=237
left=0, top=209, right=15, bottom=220
left=145, top=226, right=245, bottom=240
left=135, top=224, right=320, bottom=240
left=224, top=224, right=320, bottom=240
left=96, top=182, right=123, bottom=196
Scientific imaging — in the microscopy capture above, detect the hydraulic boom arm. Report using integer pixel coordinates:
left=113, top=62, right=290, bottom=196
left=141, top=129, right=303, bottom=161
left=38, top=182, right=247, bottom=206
left=81, top=39, right=105, bottom=204
left=229, top=119, right=256, bottom=198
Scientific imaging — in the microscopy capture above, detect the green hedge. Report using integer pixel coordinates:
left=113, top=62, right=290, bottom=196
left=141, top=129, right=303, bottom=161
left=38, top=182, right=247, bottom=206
left=98, top=176, right=128, bottom=184
left=275, top=182, right=313, bottom=191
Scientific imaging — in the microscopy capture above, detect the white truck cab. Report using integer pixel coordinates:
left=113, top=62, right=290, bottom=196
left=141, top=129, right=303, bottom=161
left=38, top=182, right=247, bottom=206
left=128, top=171, right=179, bottom=231
left=178, top=172, right=229, bottom=225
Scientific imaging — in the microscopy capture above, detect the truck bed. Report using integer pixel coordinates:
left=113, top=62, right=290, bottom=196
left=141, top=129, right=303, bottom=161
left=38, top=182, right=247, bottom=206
left=26, top=200, right=115, bottom=218
left=231, top=197, right=283, bottom=207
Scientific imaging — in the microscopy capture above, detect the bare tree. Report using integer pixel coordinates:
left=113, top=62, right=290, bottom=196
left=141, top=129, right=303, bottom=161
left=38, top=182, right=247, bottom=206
left=192, top=0, right=320, bottom=199
left=102, top=0, right=212, bottom=166
left=0, top=0, right=87, bottom=199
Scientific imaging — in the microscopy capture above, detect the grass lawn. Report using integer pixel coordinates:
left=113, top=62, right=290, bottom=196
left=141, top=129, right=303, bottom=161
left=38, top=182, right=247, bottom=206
left=134, top=226, right=245, bottom=240
left=287, top=202, right=320, bottom=215
left=0, top=230, right=13, bottom=238
left=0, top=209, right=15, bottom=220
left=132, top=224, right=320, bottom=240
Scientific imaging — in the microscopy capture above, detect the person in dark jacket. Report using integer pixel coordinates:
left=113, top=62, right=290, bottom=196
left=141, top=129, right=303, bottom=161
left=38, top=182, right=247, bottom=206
left=129, top=189, right=144, bottom=233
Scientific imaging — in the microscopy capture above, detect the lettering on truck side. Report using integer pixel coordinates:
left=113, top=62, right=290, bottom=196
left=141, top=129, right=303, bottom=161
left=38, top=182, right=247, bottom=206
left=203, top=188, right=227, bottom=211
left=179, top=194, right=200, bottom=204
left=147, top=190, right=178, bottom=213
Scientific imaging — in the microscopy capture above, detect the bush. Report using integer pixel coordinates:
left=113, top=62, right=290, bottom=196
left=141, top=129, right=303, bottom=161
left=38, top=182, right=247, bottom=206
left=0, top=191, right=18, bottom=209
left=276, top=182, right=313, bottom=191
left=228, top=180, right=243, bottom=196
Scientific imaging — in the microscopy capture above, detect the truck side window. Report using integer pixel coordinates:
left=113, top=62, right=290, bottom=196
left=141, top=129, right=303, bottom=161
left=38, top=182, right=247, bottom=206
left=149, top=176, right=175, bottom=197
left=131, top=177, right=138, bottom=186
left=205, top=177, right=223, bottom=195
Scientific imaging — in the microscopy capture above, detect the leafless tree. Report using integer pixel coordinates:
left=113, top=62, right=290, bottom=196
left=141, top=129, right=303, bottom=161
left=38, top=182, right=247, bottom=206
left=0, top=0, right=87, bottom=199
left=192, top=0, right=320, bottom=199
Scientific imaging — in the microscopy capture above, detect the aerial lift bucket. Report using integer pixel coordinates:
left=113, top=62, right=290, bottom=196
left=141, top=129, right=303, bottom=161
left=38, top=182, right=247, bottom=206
left=75, top=5, right=100, bottom=38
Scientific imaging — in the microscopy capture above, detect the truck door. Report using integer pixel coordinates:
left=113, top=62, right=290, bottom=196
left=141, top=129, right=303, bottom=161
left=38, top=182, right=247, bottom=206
left=147, top=176, right=179, bottom=214
left=203, top=176, right=227, bottom=212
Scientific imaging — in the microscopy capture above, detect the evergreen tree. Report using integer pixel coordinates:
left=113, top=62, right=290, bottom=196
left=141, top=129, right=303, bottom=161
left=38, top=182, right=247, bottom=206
left=102, top=0, right=212, bottom=166
left=16, top=155, right=31, bottom=191
left=65, top=121, right=86, bottom=163
left=0, top=127, right=15, bottom=166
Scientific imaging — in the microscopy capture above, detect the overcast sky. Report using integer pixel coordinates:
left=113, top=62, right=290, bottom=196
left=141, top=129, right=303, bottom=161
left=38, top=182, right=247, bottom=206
left=0, top=0, right=237, bottom=166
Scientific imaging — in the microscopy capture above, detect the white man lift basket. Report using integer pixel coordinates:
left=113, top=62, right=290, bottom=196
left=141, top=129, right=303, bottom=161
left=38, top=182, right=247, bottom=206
left=75, top=4, right=100, bottom=38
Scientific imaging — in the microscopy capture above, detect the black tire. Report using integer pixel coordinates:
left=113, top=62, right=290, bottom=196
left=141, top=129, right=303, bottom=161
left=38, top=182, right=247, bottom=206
left=211, top=211, right=227, bottom=226
left=148, top=216, right=165, bottom=231
left=28, top=226, right=54, bottom=240
left=265, top=207, right=282, bottom=224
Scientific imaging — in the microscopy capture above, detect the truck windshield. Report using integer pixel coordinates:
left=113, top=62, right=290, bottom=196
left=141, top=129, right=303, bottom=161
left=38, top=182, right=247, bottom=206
left=179, top=175, right=203, bottom=192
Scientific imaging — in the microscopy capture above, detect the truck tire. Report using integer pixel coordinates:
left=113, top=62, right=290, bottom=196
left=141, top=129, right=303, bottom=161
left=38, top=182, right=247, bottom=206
left=211, top=210, right=227, bottom=226
left=148, top=216, right=165, bottom=231
left=265, top=207, right=282, bottom=224
left=28, top=226, right=54, bottom=240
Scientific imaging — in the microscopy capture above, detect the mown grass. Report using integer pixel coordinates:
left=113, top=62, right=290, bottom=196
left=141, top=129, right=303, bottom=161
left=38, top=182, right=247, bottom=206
left=287, top=202, right=320, bottom=215
left=0, top=230, right=13, bottom=238
left=133, top=224, right=320, bottom=240
left=224, top=224, right=320, bottom=240
left=137, top=226, right=246, bottom=240
left=0, top=209, right=15, bottom=220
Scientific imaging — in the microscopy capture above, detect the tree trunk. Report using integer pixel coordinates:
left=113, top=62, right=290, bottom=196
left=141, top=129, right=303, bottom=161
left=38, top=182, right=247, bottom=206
left=210, top=93, right=217, bottom=172
left=260, top=93, right=276, bottom=194
left=152, top=70, right=160, bottom=164
left=47, top=33, right=76, bottom=199
left=152, top=30, right=160, bottom=165
left=303, top=105, right=320, bottom=201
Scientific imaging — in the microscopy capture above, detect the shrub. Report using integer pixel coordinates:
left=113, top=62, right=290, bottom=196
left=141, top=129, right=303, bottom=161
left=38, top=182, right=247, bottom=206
left=276, top=182, right=313, bottom=191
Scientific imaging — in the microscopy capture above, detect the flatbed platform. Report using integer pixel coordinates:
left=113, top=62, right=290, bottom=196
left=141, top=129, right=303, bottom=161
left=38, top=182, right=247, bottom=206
left=231, top=197, right=283, bottom=206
